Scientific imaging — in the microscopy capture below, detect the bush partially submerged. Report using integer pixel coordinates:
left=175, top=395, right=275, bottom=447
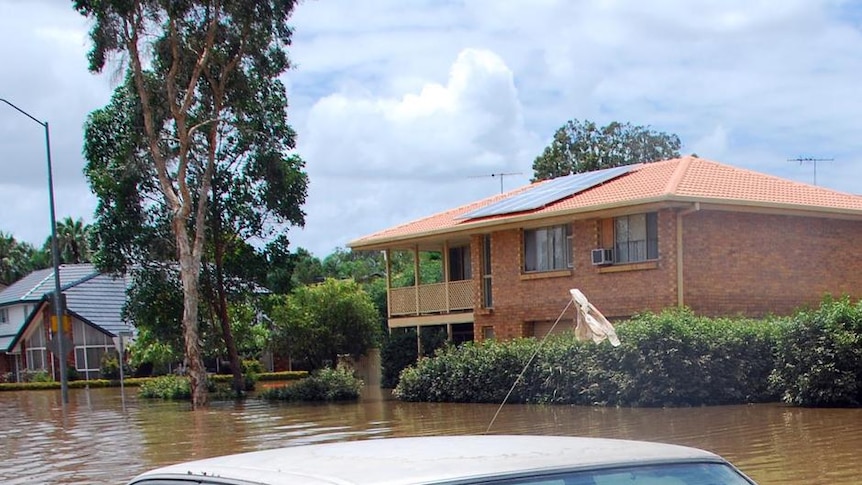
left=139, top=375, right=192, bottom=400
left=260, top=366, right=363, bottom=402
left=395, top=308, right=780, bottom=407
left=769, top=296, right=862, bottom=407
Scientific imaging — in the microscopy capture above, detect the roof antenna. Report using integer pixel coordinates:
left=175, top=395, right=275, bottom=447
left=469, top=172, right=523, bottom=194
left=788, top=157, right=834, bottom=186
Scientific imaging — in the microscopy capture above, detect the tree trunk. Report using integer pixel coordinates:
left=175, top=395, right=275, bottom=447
left=212, top=209, right=243, bottom=394
left=175, top=221, right=208, bottom=408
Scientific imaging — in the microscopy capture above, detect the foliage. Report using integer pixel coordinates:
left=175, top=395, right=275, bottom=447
left=600, top=309, right=778, bottom=406
left=0, top=231, right=45, bottom=285
left=395, top=308, right=780, bottom=407
left=17, top=370, right=53, bottom=383
left=770, top=296, right=862, bottom=407
left=270, top=278, right=381, bottom=369
left=395, top=338, right=538, bottom=403
left=124, top=270, right=185, bottom=374
left=99, top=350, right=131, bottom=380
left=138, top=375, right=193, bottom=400
left=259, top=366, right=363, bottom=402
left=44, top=217, right=93, bottom=264
left=257, top=371, right=308, bottom=381
left=381, top=329, right=419, bottom=388
left=532, top=119, right=681, bottom=181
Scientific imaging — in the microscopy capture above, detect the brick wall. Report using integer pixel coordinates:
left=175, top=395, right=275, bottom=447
left=472, top=208, right=862, bottom=340
left=682, top=210, right=862, bottom=316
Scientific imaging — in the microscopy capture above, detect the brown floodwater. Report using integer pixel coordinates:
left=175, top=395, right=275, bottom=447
left=0, top=385, right=860, bottom=484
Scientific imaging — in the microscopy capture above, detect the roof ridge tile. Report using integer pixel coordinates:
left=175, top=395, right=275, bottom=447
left=663, top=157, right=692, bottom=195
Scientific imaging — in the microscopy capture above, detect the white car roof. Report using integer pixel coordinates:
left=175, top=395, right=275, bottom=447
left=129, top=435, right=728, bottom=485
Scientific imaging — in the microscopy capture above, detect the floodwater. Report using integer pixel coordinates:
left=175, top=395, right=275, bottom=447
left=0, top=386, right=860, bottom=484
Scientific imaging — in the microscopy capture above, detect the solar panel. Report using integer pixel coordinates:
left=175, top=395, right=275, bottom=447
left=460, top=165, right=635, bottom=220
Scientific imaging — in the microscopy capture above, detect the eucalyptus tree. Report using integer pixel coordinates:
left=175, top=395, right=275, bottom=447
left=532, top=119, right=682, bottom=181
left=75, top=0, right=303, bottom=407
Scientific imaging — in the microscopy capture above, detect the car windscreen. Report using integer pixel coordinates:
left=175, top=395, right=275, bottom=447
left=474, top=462, right=755, bottom=485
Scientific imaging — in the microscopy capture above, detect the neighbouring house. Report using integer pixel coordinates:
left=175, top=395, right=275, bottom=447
left=0, top=263, right=132, bottom=381
left=349, top=156, right=862, bottom=342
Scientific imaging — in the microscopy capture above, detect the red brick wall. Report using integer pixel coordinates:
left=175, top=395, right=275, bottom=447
left=682, top=210, right=862, bottom=316
left=472, top=208, right=862, bottom=339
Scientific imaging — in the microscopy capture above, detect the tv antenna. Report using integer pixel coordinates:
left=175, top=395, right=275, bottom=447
left=469, top=172, right=523, bottom=194
left=788, top=157, right=833, bottom=186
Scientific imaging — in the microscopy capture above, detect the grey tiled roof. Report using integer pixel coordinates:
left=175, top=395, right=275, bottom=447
left=65, top=273, right=132, bottom=336
left=0, top=264, right=99, bottom=305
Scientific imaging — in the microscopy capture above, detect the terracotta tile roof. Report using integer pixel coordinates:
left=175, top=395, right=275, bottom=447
left=350, top=156, right=862, bottom=248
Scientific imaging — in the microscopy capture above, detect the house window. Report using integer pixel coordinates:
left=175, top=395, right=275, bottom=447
left=614, top=213, right=658, bottom=263
left=73, top=321, right=114, bottom=379
left=448, top=245, right=472, bottom=281
left=482, top=326, right=495, bottom=340
left=25, top=324, right=47, bottom=371
left=482, top=235, right=493, bottom=308
left=0, top=307, right=7, bottom=323
left=524, top=224, right=573, bottom=272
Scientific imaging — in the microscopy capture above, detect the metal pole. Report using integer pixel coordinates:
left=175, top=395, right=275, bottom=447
left=0, top=98, right=68, bottom=404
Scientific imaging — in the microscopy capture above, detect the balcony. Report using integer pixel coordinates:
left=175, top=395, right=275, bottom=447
left=389, top=280, right=474, bottom=317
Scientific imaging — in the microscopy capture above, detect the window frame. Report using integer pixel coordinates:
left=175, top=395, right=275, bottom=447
left=523, top=224, right=573, bottom=273
left=482, top=235, right=493, bottom=308
left=612, top=212, right=658, bottom=264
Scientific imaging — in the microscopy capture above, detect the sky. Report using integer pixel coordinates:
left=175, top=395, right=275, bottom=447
left=1, top=0, right=861, bottom=257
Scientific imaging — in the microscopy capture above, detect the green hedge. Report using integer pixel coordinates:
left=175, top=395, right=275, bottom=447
left=395, top=307, right=782, bottom=407
left=260, top=366, right=363, bottom=402
left=769, top=296, right=862, bottom=407
left=0, top=371, right=307, bottom=393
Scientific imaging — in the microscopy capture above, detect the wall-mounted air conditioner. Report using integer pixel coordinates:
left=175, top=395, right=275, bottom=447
left=591, top=248, right=614, bottom=266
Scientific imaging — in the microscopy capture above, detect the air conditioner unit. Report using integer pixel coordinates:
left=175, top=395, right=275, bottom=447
left=591, top=248, right=614, bottom=266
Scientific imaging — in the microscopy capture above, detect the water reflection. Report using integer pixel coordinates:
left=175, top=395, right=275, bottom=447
left=0, top=386, right=860, bottom=484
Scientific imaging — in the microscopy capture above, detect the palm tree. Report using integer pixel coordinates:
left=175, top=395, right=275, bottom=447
left=51, top=217, right=93, bottom=264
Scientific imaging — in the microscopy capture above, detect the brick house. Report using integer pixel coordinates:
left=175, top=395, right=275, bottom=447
left=348, top=156, right=862, bottom=342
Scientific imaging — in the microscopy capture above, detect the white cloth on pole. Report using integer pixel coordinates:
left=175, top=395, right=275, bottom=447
left=570, top=289, right=621, bottom=347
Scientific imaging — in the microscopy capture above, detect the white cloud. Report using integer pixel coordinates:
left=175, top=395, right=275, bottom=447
left=289, top=48, right=536, bottom=253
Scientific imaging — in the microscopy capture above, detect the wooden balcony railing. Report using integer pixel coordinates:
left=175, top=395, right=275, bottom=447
left=389, top=280, right=473, bottom=317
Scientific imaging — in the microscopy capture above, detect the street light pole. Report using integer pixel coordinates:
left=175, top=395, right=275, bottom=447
left=1, top=98, right=69, bottom=404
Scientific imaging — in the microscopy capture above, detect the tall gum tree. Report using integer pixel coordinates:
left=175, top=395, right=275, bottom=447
left=75, top=0, right=300, bottom=408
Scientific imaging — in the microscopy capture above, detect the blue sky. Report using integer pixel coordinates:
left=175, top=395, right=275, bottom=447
left=1, top=0, right=861, bottom=257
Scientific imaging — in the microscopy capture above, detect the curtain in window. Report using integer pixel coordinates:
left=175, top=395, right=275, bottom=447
left=615, top=213, right=658, bottom=263
left=525, top=225, right=572, bottom=272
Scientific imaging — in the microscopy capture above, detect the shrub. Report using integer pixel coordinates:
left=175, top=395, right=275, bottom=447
left=242, top=359, right=264, bottom=374
left=770, top=296, right=862, bottom=407
left=138, top=375, right=191, bottom=400
left=381, top=329, right=419, bottom=388
left=260, top=365, right=363, bottom=402
left=100, top=351, right=121, bottom=379
left=18, top=370, right=53, bottom=383
left=395, top=338, right=539, bottom=403
left=600, top=309, right=780, bottom=406
left=394, top=308, right=782, bottom=407
left=257, top=371, right=308, bottom=381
